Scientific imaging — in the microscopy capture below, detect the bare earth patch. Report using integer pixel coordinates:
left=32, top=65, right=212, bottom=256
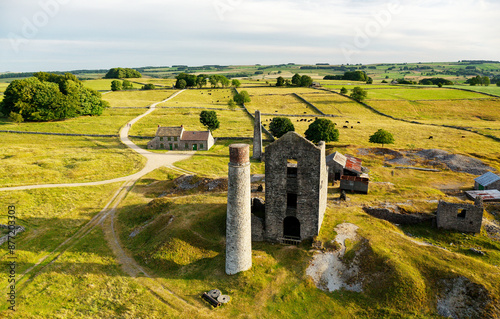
left=306, top=223, right=363, bottom=293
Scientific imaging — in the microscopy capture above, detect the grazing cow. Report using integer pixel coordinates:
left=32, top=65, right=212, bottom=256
left=304, top=112, right=307, bottom=114
left=343, top=126, right=348, bottom=128
left=357, top=121, right=360, bottom=124
left=275, top=111, right=278, bottom=113
left=351, top=126, right=353, bottom=129
left=429, top=136, right=433, bottom=139
left=346, top=121, right=349, bottom=123
left=462, top=136, right=466, bottom=138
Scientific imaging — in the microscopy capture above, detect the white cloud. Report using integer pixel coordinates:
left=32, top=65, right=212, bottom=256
left=0, top=0, right=498, bottom=71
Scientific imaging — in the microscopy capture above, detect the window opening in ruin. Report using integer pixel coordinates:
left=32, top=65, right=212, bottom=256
left=283, top=216, right=301, bottom=239
left=457, top=209, right=467, bottom=219
left=287, top=193, right=298, bottom=209
left=287, top=159, right=298, bottom=177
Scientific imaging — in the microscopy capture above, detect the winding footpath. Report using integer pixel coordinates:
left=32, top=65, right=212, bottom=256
left=0, top=89, right=193, bottom=192
left=2, top=89, right=209, bottom=316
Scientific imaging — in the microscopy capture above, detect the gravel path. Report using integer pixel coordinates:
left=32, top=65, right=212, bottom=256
left=0, top=89, right=194, bottom=192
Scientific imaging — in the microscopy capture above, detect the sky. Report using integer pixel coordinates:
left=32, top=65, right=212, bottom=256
left=0, top=0, right=499, bottom=72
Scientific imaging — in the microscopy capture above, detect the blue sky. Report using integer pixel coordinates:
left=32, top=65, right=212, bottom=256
left=1, top=0, right=498, bottom=72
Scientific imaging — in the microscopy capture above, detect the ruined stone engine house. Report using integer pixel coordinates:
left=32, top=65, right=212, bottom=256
left=253, top=131, right=328, bottom=244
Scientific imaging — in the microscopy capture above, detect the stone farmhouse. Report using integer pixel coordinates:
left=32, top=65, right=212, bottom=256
left=262, top=132, right=328, bottom=243
left=147, top=125, right=214, bottom=151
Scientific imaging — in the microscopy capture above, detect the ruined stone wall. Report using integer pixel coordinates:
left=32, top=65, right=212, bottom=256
left=363, top=207, right=434, bottom=225
left=252, top=110, right=263, bottom=161
left=264, top=132, right=327, bottom=242
left=436, top=198, right=484, bottom=233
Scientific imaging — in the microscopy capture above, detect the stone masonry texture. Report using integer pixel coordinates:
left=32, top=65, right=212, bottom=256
left=226, top=144, right=252, bottom=275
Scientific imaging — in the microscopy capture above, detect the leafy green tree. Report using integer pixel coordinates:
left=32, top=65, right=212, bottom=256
left=300, top=75, right=313, bottom=87
left=366, top=77, right=373, bottom=84
left=231, top=79, right=241, bottom=88
left=292, top=73, right=302, bottom=86
left=304, top=118, right=339, bottom=143
left=80, top=88, right=109, bottom=116
left=175, top=73, right=197, bottom=88
left=497, top=82, right=500, bottom=87
left=276, top=76, right=285, bottom=87
left=369, top=129, right=395, bottom=147
left=228, top=99, right=237, bottom=110
left=340, top=87, right=348, bottom=94
left=122, top=80, right=133, bottom=90
left=350, top=86, right=368, bottom=102
left=111, top=80, right=122, bottom=91
left=177, top=79, right=187, bottom=89
left=220, top=76, right=230, bottom=88
left=196, top=75, right=207, bottom=88
left=1, top=74, right=107, bottom=122
left=234, top=91, right=251, bottom=104
left=141, top=84, right=156, bottom=90
left=483, top=76, right=490, bottom=86
left=199, top=110, right=220, bottom=131
left=209, top=75, right=219, bottom=88
left=269, top=117, right=295, bottom=138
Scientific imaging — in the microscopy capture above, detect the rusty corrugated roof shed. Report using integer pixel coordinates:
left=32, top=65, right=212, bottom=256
left=345, top=155, right=362, bottom=173
left=465, top=190, right=500, bottom=202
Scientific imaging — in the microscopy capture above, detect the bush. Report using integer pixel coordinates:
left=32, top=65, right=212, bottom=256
left=9, top=112, right=23, bottom=123
left=340, top=87, right=348, bottom=94
left=111, top=80, right=122, bottom=91
left=269, top=117, right=295, bottom=138
left=142, top=84, right=156, bottom=90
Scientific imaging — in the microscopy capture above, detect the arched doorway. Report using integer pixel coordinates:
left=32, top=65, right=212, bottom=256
left=283, top=216, right=300, bottom=239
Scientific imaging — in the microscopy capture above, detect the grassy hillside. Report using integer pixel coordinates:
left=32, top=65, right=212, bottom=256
left=0, top=67, right=499, bottom=318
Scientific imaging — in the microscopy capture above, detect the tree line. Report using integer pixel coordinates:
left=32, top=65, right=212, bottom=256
left=104, top=68, right=142, bottom=79
left=174, top=73, right=241, bottom=89
left=276, top=74, right=313, bottom=87
left=1, top=72, right=108, bottom=122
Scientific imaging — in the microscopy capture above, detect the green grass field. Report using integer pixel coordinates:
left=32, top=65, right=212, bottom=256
left=103, top=89, right=178, bottom=107
left=0, top=134, right=145, bottom=187
left=1, top=71, right=500, bottom=318
left=129, top=108, right=254, bottom=140
left=365, top=87, right=488, bottom=100
left=0, top=108, right=145, bottom=135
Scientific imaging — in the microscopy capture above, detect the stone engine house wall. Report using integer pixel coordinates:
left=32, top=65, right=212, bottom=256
left=264, top=132, right=327, bottom=242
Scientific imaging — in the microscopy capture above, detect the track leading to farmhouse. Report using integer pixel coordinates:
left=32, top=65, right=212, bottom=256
left=2, top=90, right=210, bottom=316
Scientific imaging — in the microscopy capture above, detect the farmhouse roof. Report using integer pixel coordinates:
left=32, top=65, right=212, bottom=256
left=156, top=126, right=184, bottom=137
left=326, top=152, right=346, bottom=167
left=181, top=131, right=211, bottom=141
left=475, top=172, right=500, bottom=186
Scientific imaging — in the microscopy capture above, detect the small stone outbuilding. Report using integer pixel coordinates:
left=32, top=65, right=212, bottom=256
left=263, top=132, right=328, bottom=243
left=436, top=198, right=484, bottom=233
left=474, top=172, right=500, bottom=191
left=147, top=125, right=214, bottom=151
